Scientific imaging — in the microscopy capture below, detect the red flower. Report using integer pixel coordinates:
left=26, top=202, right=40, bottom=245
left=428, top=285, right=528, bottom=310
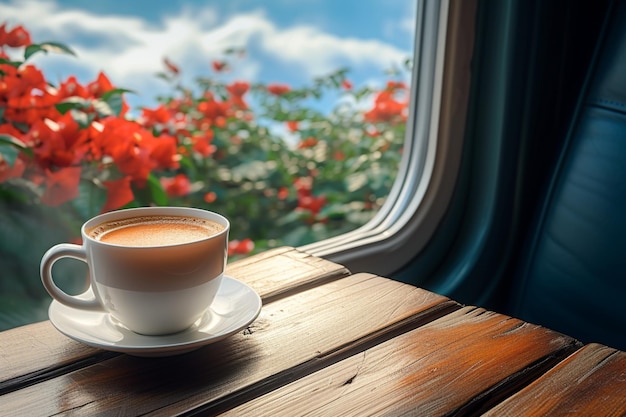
left=0, top=65, right=52, bottom=125
left=297, top=137, right=318, bottom=149
left=297, top=194, right=327, bottom=216
left=87, top=72, right=114, bottom=97
left=197, top=98, right=229, bottom=123
left=364, top=89, right=408, bottom=124
left=226, top=81, right=249, bottom=109
left=29, top=113, right=89, bottom=169
left=226, top=81, right=249, bottom=98
left=86, top=72, right=129, bottom=116
left=386, top=80, right=407, bottom=91
left=91, top=118, right=156, bottom=183
left=204, top=191, right=217, bottom=203
left=101, top=176, right=134, bottom=213
left=286, top=120, right=299, bottom=132
left=267, top=83, right=291, bottom=96
left=0, top=23, right=32, bottom=47
left=161, top=173, right=190, bottom=197
left=57, top=76, right=90, bottom=99
left=0, top=156, right=26, bottom=183
left=212, top=60, right=228, bottom=72
left=149, top=134, right=180, bottom=170
left=163, top=57, right=180, bottom=75
left=342, top=79, right=353, bottom=90
left=140, top=105, right=171, bottom=127
left=293, top=176, right=313, bottom=195
left=293, top=176, right=326, bottom=220
left=93, top=119, right=179, bottom=175
left=191, top=131, right=216, bottom=157
left=40, top=166, right=81, bottom=206
left=228, top=238, right=254, bottom=256
left=277, top=187, right=289, bottom=200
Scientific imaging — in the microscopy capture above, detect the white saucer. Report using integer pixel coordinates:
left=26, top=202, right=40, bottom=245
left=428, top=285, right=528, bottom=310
left=48, top=276, right=262, bottom=357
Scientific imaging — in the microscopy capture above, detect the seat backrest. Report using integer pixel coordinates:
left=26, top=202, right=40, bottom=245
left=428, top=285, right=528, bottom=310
left=510, top=0, right=626, bottom=350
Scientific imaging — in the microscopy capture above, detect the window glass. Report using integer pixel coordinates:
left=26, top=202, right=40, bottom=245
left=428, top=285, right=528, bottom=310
left=0, top=0, right=417, bottom=329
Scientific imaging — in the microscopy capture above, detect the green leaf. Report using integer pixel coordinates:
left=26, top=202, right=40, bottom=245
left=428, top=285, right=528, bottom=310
left=91, top=99, right=114, bottom=118
left=0, top=134, right=33, bottom=158
left=0, top=145, right=19, bottom=166
left=69, top=109, right=95, bottom=129
left=100, top=88, right=135, bottom=101
left=55, top=97, right=90, bottom=115
left=0, top=58, right=22, bottom=69
left=101, top=90, right=133, bottom=117
left=146, top=174, right=168, bottom=206
left=72, top=180, right=107, bottom=220
left=24, top=42, right=76, bottom=61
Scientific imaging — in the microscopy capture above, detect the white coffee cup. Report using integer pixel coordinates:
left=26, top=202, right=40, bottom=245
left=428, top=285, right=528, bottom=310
left=40, top=206, right=230, bottom=335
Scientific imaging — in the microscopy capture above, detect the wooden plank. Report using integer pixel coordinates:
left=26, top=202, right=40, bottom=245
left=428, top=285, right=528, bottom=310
left=0, top=247, right=349, bottom=392
left=0, top=321, right=117, bottom=394
left=0, top=274, right=457, bottom=416
left=483, top=343, right=626, bottom=416
left=226, top=246, right=351, bottom=303
left=223, top=306, right=582, bottom=416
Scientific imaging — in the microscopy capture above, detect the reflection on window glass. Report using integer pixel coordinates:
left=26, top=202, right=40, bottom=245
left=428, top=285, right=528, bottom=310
left=0, top=0, right=416, bottom=329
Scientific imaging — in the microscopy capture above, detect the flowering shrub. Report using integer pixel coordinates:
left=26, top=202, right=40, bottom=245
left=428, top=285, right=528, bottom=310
left=0, top=22, right=408, bottom=328
left=1, top=22, right=408, bottom=254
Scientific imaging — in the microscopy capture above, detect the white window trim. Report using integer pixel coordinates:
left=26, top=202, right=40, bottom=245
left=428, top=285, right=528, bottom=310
left=301, top=0, right=475, bottom=277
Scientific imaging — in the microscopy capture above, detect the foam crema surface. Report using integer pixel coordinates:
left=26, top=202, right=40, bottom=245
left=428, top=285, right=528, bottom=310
left=87, top=215, right=224, bottom=247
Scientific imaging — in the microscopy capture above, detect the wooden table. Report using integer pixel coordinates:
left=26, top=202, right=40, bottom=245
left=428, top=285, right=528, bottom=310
left=1, top=247, right=626, bottom=416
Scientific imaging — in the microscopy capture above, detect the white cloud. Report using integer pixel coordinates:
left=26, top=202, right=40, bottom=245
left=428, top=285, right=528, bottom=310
left=260, top=25, right=405, bottom=76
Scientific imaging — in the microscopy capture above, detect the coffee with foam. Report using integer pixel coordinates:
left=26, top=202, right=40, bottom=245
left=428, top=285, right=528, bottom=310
left=88, top=215, right=225, bottom=247
left=42, top=207, right=230, bottom=335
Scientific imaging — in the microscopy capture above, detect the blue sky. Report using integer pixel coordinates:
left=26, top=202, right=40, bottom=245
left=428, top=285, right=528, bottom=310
left=0, top=0, right=416, bottom=113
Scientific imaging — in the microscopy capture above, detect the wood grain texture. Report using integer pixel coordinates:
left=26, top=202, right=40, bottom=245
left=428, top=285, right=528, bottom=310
left=0, top=247, right=348, bottom=394
left=1, top=274, right=456, bottom=416
left=483, top=343, right=626, bottom=416
left=0, top=321, right=115, bottom=391
left=226, top=246, right=351, bottom=303
left=224, top=306, right=582, bottom=417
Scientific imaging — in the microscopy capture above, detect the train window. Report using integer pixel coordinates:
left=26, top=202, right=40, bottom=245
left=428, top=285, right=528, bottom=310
left=304, top=0, right=472, bottom=276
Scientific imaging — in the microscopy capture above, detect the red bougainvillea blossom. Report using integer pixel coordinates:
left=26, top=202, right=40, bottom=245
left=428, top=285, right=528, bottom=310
left=29, top=114, right=89, bottom=169
left=363, top=81, right=409, bottom=125
left=277, top=187, right=289, bottom=200
left=140, top=104, right=172, bottom=128
left=266, top=83, right=291, bottom=96
left=286, top=120, right=299, bottom=132
left=228, top=238, right=254, bottom=256
left=101, top=177, right=134, bottom=213
left=203, top=191, right=217, bottom=203
left=297, top=137, right=318, bottom=149
left=212, top=60, right=228, bottom=72
left=0, top=23, right=31, bottom=48
left=191, top=131, right=216, bottom=157
left=161, top=173, right=191, bottom=197
left=226, top=81, right=249, bottom=110
left=39, top=166, right=81, bottom=206
left=293, top=176, right=327, bottom=221
left=197, top=92, right=230, bottom=127
left=0, top=156, right=25, bottom=183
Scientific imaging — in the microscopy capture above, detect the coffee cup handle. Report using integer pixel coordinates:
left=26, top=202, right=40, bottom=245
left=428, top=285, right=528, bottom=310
left=40, top=243, right=102, bottom=311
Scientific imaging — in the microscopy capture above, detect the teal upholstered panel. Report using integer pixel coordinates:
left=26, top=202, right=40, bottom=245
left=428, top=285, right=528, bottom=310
left=514, top=1, right=626, bottom=349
